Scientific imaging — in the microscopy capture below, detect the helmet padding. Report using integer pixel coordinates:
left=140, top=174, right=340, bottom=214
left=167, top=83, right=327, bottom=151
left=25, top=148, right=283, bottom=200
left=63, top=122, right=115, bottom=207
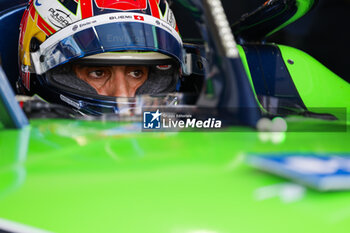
left=136, top=65, right=179, bottom=95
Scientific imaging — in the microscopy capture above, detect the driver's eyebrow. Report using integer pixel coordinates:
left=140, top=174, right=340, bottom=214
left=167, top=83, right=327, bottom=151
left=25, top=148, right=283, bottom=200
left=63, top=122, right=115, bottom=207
left=78, top=65, right=109, bottom=69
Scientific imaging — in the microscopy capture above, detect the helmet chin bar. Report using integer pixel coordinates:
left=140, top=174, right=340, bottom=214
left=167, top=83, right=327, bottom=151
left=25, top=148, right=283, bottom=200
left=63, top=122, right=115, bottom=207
left=58, top=92, right=189, bottom=116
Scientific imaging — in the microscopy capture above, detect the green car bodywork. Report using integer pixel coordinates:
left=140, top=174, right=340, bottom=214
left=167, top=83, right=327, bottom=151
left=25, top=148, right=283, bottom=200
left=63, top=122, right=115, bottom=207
left=0, top=117, right=349, bottom=233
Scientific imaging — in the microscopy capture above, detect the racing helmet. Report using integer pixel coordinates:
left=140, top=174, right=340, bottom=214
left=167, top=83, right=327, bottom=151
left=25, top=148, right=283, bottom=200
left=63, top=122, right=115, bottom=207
left=18, top=0, right=186, bottom=115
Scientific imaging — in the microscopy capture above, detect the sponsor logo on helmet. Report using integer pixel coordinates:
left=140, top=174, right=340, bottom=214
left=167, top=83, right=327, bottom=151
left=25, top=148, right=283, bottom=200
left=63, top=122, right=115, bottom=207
left=35, top=0, right=42, bottom=7
left=72, top=25, right=78, bottom=31
left=109, top=15, right=132, bottom=21
left=48, top=8, right=73, bottom=28
left=165, top=10, right=176, bottom=28
left=74, top=20, right=98, bottom=30
left=106, top=33, right=146, bottom=43
left=157, top=20, right=173, bottom=33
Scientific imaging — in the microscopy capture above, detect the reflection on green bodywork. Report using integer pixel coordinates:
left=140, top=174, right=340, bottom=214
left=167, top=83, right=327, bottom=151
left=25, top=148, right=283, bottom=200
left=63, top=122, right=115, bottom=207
left=266, top=0, right=315, bottom=37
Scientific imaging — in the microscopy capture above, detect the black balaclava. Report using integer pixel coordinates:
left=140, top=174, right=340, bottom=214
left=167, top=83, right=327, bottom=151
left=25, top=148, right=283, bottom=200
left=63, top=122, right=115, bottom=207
left=136, top=65, right=178, bottom=95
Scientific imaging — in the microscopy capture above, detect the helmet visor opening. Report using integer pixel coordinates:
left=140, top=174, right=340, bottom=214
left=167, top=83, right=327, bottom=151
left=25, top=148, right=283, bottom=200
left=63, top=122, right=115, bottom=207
left=46, top=60, right=180, bottom=99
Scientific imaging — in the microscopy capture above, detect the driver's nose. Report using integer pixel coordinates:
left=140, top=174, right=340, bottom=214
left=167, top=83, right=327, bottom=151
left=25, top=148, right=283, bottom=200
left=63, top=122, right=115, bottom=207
left=108, top=66, right=131, bottom=97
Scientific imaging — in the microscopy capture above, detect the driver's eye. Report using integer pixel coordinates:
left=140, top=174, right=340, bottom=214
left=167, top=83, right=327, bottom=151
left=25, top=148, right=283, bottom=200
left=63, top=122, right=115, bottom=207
left=88, top=69, right=109, bottom=79
left=128, top=70, right=144, bottom=79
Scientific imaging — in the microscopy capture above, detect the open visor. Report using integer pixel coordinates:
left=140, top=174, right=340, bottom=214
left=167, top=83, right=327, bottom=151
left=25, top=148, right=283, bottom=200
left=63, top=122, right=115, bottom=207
left=31, top=12, right=184, bottom=75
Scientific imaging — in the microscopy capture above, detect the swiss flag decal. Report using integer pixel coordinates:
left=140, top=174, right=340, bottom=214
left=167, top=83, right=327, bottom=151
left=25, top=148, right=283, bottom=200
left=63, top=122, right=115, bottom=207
left=134, top=15, right=144, bottom=21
